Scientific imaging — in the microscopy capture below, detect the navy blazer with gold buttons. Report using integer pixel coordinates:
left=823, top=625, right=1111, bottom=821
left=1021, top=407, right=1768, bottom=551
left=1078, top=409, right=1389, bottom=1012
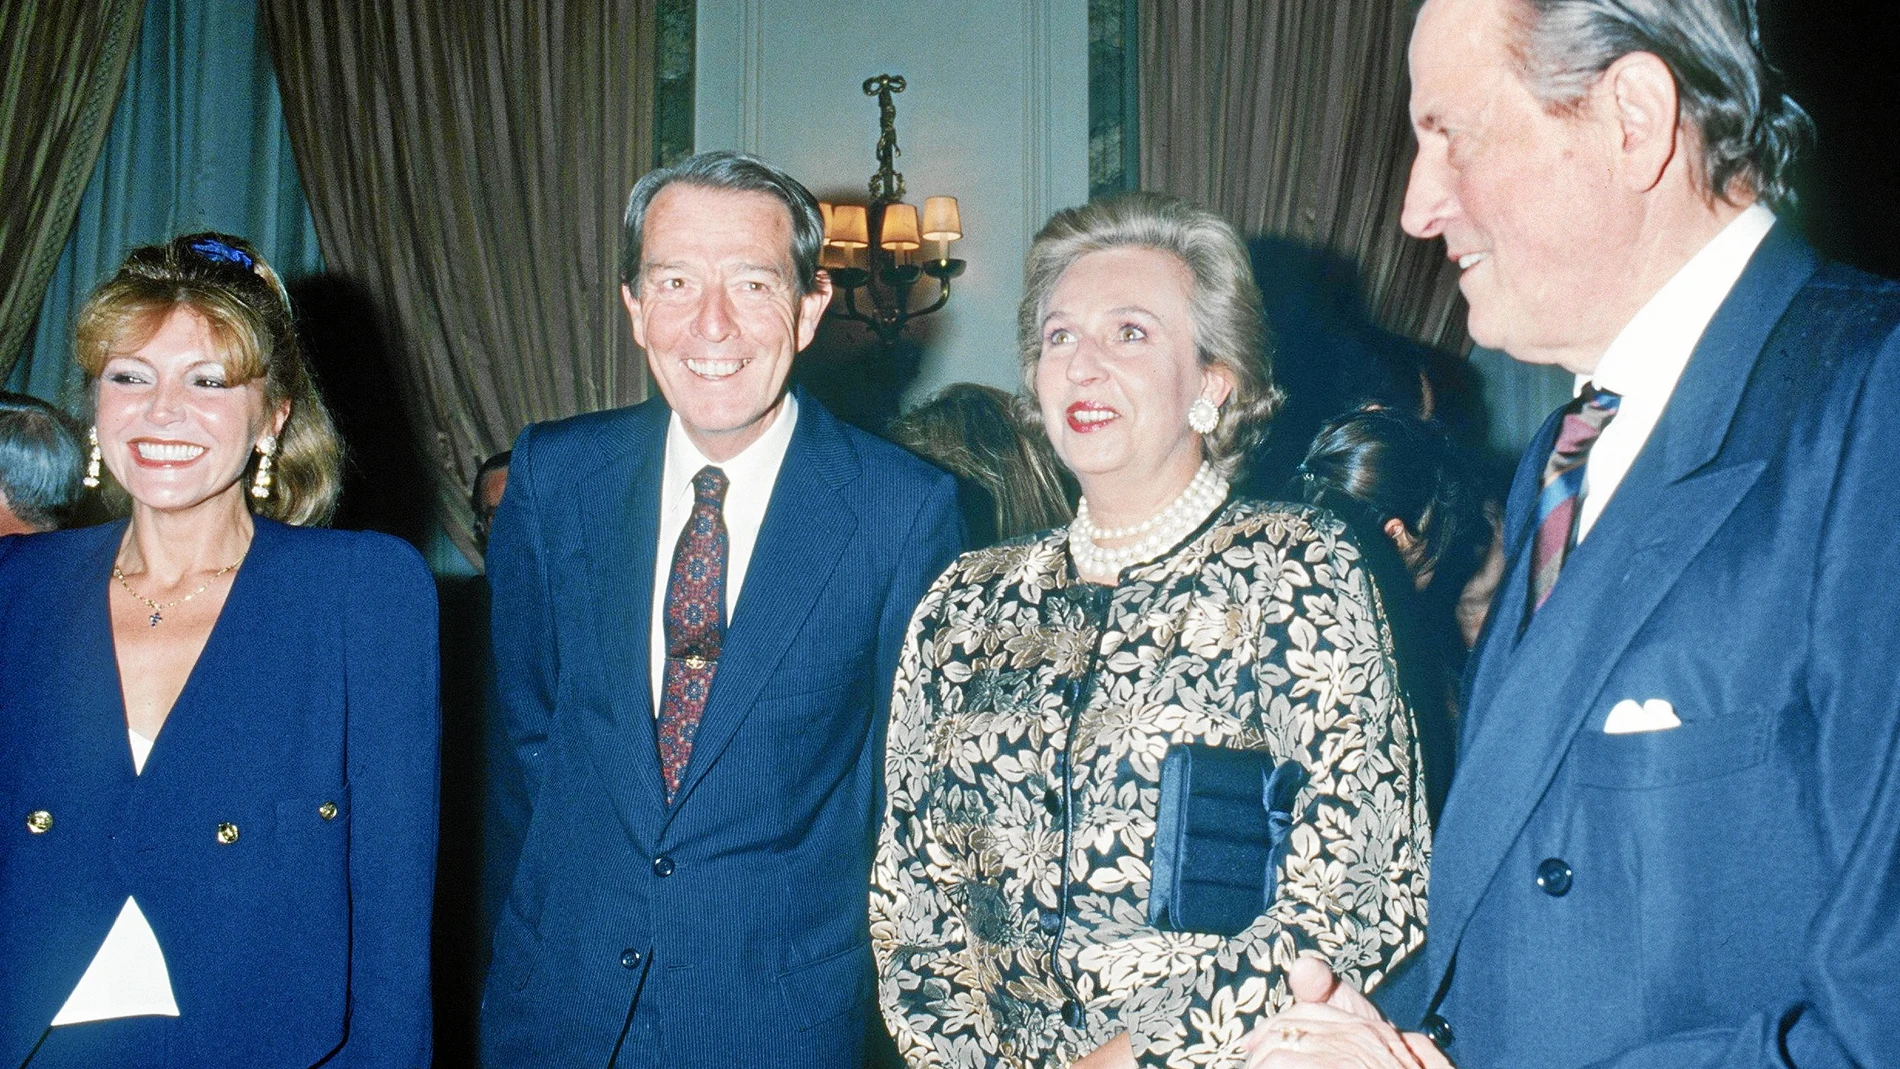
left=0, top=518, right=440, bottom=1068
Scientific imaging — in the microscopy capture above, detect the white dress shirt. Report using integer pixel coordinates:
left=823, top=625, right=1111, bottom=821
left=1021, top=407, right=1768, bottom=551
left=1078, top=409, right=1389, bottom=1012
left=648, top=393, right=800, bottom=716
left=51, top=729, right=179, bottom=1026
left=1576, top=203, right=1776, bottom=542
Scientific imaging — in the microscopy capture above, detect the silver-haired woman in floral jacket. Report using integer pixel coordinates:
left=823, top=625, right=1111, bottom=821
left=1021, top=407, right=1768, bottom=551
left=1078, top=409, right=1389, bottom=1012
left=871, top=193, right=1430, bottom=1069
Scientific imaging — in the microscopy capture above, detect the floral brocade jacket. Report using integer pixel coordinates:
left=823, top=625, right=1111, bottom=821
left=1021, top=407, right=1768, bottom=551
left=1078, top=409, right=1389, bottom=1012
left=871, top=501, right=1430, bottom=1069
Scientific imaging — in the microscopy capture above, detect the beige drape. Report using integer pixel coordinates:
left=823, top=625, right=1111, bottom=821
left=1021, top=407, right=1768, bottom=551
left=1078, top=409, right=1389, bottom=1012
left=260, top=1, right=654, bottom=559
left=1139, top=0, right=1467, bottom=353
left=0, top=0, right=146, bottom=380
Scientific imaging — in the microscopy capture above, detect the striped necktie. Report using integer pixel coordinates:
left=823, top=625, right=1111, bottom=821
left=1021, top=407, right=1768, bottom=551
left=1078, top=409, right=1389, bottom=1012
left=657, top=466, right=729, bottom=801
left=1527, top=386, right=1620, bottom=614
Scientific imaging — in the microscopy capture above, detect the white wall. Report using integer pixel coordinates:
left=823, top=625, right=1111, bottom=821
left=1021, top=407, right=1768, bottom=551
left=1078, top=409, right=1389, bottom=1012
left=696, top=0, right=1090, bottom=402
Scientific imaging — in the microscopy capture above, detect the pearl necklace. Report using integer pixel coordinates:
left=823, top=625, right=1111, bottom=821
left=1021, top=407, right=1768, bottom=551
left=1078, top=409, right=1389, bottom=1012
left=1069, top=462, right=1229, bottom=577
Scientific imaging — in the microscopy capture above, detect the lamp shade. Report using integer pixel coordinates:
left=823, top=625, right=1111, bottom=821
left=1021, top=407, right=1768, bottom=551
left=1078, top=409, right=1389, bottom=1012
left=880, top=202, right=921, bottom=251
left=818, top=201, right=835, bottom=239
left=921, top=196, right=962, bottom=241
left=831, top=204, right=870, bottom=248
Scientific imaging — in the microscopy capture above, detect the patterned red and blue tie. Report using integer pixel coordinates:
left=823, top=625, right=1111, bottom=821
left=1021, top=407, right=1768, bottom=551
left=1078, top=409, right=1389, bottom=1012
left=657, top=466, right=729, bottom=801
left=1527, top=386, right=1620, bottom=614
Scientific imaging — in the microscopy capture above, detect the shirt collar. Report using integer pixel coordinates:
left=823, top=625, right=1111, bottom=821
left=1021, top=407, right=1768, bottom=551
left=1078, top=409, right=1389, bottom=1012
left=1580, top=203, right=1776, bottom=402
left=663, top=390, right=801, bottom=495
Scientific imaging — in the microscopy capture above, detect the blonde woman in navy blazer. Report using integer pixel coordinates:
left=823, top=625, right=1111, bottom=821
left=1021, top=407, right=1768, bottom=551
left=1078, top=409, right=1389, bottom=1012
left=0, top=234, right=439, bottom=1068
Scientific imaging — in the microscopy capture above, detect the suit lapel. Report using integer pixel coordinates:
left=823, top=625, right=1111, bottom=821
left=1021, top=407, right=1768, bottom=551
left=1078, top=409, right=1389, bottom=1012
left=1430, top=224, right=1821, bottom=982
left=576, top=403, right=672, bottom=830
left=1459, top=410, right=1561, bottom=741
left=132, top=520, right=286, bottom=795
left=661, top=396, right=857, bottom=820
left=50, top=524, right=139, bottom=789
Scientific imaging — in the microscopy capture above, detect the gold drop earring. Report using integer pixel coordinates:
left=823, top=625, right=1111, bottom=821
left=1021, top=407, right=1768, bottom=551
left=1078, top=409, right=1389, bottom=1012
left=83, top=427, right=103, bottom=488
left=251, top=436, right=277, bottom=499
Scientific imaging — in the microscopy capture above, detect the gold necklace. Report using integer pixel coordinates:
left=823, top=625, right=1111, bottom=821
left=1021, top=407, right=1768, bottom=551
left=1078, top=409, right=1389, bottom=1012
left=113, top=554, right=247, bottom=627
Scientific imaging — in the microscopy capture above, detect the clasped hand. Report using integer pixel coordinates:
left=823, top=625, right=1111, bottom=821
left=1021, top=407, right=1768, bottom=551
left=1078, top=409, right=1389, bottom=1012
left=1241, top=958, right=1453, bottom=1069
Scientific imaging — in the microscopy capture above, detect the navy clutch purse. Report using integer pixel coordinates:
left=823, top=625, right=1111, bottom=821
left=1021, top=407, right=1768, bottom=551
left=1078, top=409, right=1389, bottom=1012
left=1147, top=742, right=1308, bottom=937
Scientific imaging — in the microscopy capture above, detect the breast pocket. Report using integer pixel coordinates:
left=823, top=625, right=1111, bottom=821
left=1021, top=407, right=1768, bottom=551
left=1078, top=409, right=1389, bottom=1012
left=1570, top=713, right=1771, bottom=789
left=756, top=656, right=864, bottom=702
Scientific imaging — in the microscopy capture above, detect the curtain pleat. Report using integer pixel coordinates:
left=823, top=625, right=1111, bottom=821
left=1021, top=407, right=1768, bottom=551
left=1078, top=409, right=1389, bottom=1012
left=0, top=0, right=147, bottom=382
left=260, top=0, right=654, bottom=561
left=1138, top=0, right=1467, bottom=354
left=10, top=0, right=323, bottom=407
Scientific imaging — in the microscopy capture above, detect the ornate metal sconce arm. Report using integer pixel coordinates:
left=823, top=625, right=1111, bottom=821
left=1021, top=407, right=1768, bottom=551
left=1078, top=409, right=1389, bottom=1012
left=863, top=74, right=907, bottom=204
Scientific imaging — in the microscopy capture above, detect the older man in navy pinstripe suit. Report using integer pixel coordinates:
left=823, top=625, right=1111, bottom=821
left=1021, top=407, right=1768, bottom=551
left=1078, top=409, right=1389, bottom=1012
left=1245, top=1, right=1900, bottom=1068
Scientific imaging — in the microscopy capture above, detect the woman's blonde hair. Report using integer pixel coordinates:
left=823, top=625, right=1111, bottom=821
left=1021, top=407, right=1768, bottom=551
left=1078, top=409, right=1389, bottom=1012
left=73, top=232, right=340, bottom=526
left=1017, top=192, right=1284, bottom=478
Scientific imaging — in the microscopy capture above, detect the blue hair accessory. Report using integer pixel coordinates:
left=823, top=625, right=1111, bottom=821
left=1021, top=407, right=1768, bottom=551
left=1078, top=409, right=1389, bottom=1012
left=188, top=238, right=255, bottom=269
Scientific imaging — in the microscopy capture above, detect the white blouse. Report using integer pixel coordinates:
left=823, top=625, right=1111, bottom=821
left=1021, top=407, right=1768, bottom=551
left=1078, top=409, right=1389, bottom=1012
left=49, top=729, right=179, bottom=1026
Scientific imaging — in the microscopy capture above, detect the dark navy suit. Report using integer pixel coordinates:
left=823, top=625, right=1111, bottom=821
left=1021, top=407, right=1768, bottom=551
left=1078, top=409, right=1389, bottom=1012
left=0, top=518, right=440, bottom=1068
left=1421, top=225, right=1900, bottom=1067
left=477, top=390, right=961, bottom=1068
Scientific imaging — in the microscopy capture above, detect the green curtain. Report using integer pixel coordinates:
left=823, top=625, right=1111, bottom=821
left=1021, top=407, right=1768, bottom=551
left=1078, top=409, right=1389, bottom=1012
left=1137, top=0, right=1572, bottom=456
left=1139, top=0, right=1465, bottom=354
left=261, top=0, right=656, bottom=563
left=7, top=0, right=323, bottom=407
left=0, top=0, right=147, bottom=385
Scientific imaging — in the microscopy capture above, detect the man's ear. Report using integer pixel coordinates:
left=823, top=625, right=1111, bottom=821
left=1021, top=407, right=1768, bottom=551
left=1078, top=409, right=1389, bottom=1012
left=793, top=270, right=835, bottom=353
left=621, top=282, right=647, bottom=349
left=1601, top=50, right=1680, bottom=194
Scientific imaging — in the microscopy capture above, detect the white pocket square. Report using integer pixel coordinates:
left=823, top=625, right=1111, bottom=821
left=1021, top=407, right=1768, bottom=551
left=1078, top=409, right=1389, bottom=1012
left=1603, top=698, right=1681, bottom=735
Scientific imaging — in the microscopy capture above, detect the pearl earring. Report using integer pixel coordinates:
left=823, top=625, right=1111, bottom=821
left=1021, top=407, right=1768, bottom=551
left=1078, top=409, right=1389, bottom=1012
left=1187, top=397, right=1221, bottom=435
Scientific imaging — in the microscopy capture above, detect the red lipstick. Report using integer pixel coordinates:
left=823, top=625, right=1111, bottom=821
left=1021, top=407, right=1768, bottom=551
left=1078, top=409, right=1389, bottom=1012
left=1065, top=401, right=1117, bottom=433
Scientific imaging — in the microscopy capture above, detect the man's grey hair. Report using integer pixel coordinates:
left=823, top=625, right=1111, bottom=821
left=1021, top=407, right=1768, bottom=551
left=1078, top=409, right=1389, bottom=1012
left=0, top=392, right=84, bottom=531
left=1508, top=0, right=1812, bottom=208
left=619, top=150, right=826, bottom=296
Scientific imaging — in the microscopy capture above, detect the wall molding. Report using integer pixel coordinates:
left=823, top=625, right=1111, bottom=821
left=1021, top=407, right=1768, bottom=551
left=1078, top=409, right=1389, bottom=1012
left=1022, top=0, right=1064, bottom=240
left=738, top=0, right=765, bottom=153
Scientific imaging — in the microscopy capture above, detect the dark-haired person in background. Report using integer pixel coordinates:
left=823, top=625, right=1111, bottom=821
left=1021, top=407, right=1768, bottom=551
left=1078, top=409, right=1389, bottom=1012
left=1247, top=0, right=1900, bottom=1066
left=0, top=234, right=437, bottom=1068
left=884, top=382, right=1073, bottom=547
left=478, top=151, right=962, bottom=1068
left=431, top=444, right=520, bottom=1067
left=0, top=393, right=85, bottom=536
left=1295, top=407, right=1490, bottom=824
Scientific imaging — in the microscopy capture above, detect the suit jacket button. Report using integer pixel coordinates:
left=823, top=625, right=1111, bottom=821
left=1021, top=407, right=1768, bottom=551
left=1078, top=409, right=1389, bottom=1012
left=1535, top=857, right=1572, bottom=896
left=318, top=802, right=338, bottom=821
left=1422, top=1013, right=1453, bottom=1048
left=25, top=810, right=52, bottom=834
left=620, top=949, right=643, bottom=969
left=652, top=855, right=675, bottom=878
left=217, top=822, right=241, bottom=845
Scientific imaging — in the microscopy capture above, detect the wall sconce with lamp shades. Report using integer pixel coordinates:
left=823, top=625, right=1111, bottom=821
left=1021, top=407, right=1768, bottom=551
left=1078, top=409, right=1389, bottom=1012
left=820, top=74, right=965, bottom=353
